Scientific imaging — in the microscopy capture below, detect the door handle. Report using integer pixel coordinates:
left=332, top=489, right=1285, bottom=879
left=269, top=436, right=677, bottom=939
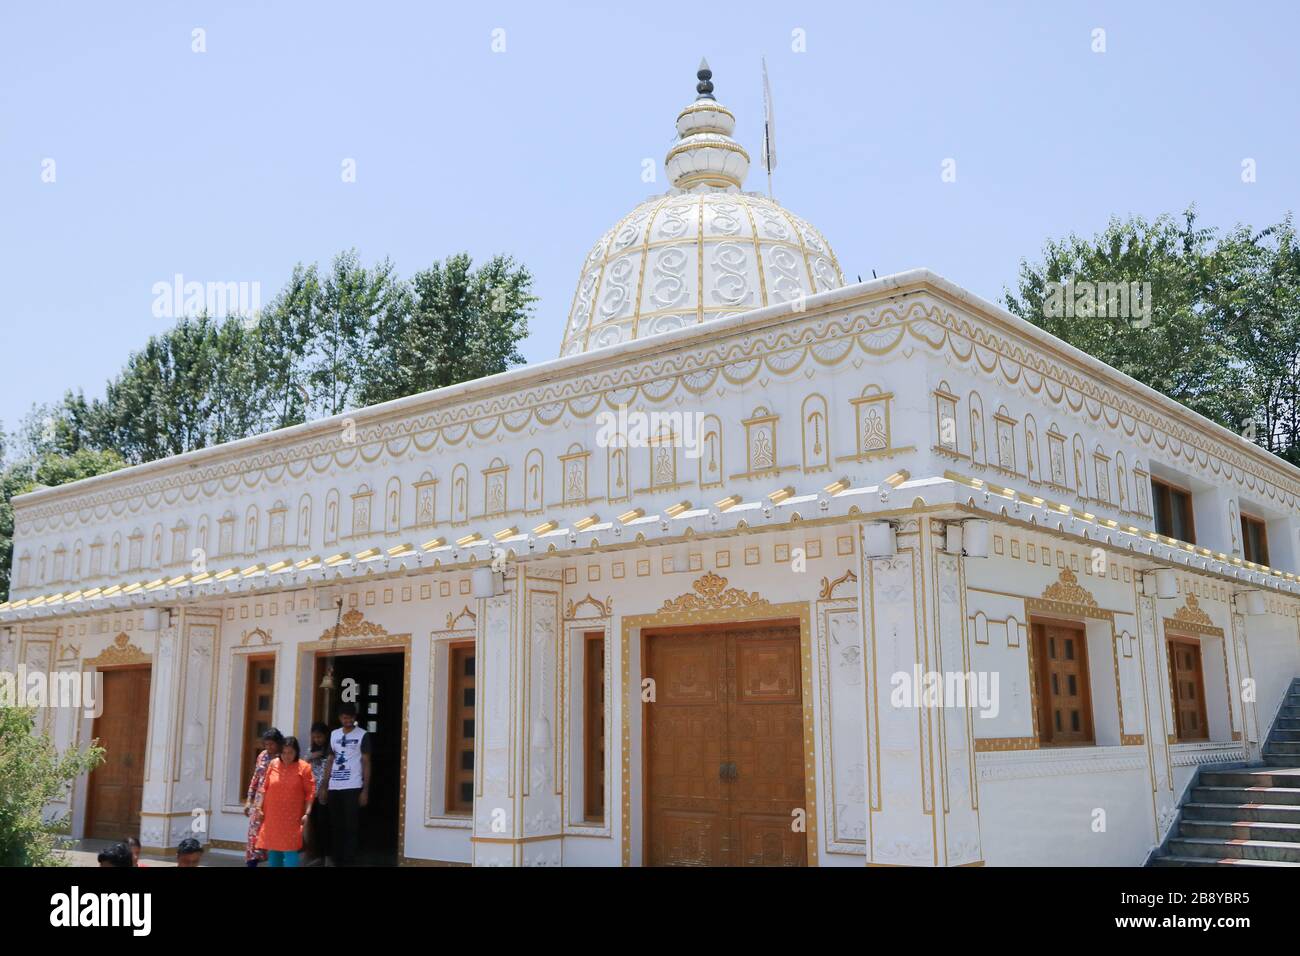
left=719, top=761, right=737, bottom=781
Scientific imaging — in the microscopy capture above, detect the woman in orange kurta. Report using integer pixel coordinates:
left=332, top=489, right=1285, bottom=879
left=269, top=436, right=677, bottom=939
left=255, top=736, right=316, bottom=867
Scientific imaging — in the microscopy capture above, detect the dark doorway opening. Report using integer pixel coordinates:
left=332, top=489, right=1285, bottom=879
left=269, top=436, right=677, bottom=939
left=312, top=650, right=405, bottom=866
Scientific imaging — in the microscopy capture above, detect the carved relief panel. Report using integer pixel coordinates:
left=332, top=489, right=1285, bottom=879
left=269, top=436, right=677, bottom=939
left=560, top=444, right=589, bottom=505
left=524, top=449, right=544, bottom=515
left=351, top=485, right=372, bottom=537
left=451, top=464, right=469, bottom=524
left=483, top=459, right=508, bottom=518
left=414, top=473, right=437, bottom=528
left=801, top=395, right=830, bottom=473
left=851, top=386, right=892, bottom=458
left=698, top=416, right=723, bottom=490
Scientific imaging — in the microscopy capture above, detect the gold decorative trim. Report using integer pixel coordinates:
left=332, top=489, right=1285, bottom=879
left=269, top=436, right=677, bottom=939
left=974, top=736, right=1038, bottom=752
left=445, top=605, right=477, bottom=630
left=563, top=593, right=612, bottom=619
left=1042, top=568, right=1098, bottom=608
left=240, top=626, right=272, bottom=646
left=659, top=571, right=769, bottom=613
left=818, top=568, right=857, bottom=601
left=85, top=632, right=149, bottom=667
left=316, top=607, right=390, bottom=641
left=399, top=856, right=468, bottom=867
left=1171, top=593, right=1218, bottom=632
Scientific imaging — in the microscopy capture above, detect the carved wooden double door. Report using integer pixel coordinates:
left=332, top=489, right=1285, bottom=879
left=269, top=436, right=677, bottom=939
left=86, top=666, right=152, bottom=841
left=646, top=624, right=807, bottom=866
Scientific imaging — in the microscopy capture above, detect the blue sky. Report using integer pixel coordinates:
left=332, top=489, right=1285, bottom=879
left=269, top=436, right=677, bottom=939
left=2, top=1, right=1296, bottom=440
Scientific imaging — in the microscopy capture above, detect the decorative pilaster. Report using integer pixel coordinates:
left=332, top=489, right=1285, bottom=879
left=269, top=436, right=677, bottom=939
left=471, top=566, right=564, bottom=866
left=138, top=609, right=219, bottom=850
left=859, top=518, right=982, bottom=866
left=1134, top=592, right=1178, bottom=842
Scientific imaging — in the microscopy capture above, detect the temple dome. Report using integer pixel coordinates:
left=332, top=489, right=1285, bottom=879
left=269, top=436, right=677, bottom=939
left=560, top=61, right=843, bottom=356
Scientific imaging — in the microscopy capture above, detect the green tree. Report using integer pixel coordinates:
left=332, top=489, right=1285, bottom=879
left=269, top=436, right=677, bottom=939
left=1205, top=217, right=1300, bottom=465
left=306, top=251, right=406, bottom=418
left=362, top=253, right=535, bottom=405
left=0, top=705, right=105, bottom=866
left=1004, top=209, right=1255, bottom=429
left=0, top=448, right=125, bottom=600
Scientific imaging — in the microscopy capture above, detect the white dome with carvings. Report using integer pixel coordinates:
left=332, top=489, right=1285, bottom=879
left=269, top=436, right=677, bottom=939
left=560, top=61, right=844, bottom=356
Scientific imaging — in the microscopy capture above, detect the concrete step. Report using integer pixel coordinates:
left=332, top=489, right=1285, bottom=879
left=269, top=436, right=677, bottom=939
left=1199, top=768, right=1300, bottom=789
left=1192, top=785, right=1300, bottom=806
left=1263, top=741, right=1300, bottom=755
left=1263, top=754, right=1300, bottom=767
left=1179, top=819, right=1300, bottom=843
left=1270, top=729, right=1300, bottom=741
left=1167, top=836, right=1300, bottom=864
left=1151, top=854, right=1300, bottom=868
left=1183, top=801, right=1300, bottom=824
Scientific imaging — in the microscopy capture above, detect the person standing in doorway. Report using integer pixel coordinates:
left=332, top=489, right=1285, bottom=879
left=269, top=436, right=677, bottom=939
left=255, top=735, right=316, bottom=867
left=243, top=727, right=283, bottom=867
left=319, top=704, right=370, bottom=867
left=304, top=721, right=331, bottom=866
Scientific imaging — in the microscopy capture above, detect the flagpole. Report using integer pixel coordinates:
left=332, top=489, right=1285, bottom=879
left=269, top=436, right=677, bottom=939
left=761, top=56, right=776, bottom=201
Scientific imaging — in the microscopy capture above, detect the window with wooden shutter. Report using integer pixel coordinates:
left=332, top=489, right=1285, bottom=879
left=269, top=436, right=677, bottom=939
left=1032, top=620, right=1094, bottom=745
left=1151, top=478, right=1195, bottom=543
left=241, top=656, right=275, bottom=789
left=1240, top=512, right=1269, bottom=566
left=446, top=642, right=475, bottom=814
left=584, top=632, right=605, bottom=822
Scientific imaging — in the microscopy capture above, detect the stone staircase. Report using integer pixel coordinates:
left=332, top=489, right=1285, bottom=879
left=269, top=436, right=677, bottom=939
left=1150, top=678, right=1300, bottom=867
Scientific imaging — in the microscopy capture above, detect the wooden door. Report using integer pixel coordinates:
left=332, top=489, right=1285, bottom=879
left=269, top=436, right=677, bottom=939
left=646, top=624, right=806, bottom=867
left=1032, top=621, right=1094, bottom=745
left=1168, top=636, right=1209, bottom=741
left=86, top=666, right=151, bottom=841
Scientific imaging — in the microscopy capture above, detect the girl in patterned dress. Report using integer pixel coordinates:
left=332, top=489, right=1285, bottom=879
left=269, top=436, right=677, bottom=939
left=243, top=728, right=283, bottom=867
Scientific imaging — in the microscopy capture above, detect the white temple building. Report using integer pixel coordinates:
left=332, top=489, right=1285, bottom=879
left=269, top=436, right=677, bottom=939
left=4, top=64, right=1300, bottom=867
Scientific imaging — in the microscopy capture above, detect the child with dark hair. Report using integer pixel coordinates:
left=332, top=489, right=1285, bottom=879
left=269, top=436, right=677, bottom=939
left=320, top=704, right=371, bottom=867
left=255, top=735, right=316, bottom=867
left=97, top=842, right=134, bottom=868
left=126, top=835, right=144, bottom=866
left=243, top=727, right=284, bottom=867
left=175, top=837, right=204, bottom=867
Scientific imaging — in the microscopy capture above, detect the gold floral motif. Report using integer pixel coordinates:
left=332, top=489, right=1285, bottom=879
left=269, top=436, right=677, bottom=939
left=659, top=572, right=769, bottom=613
left=1172, top=593, right=1215, bottom=628
left=316, top=608, right=389, bottom=641
left=1040, top=568, right=1099, bottom=608
left=86, top=632, right=148, bottom=667
left=818, top=569, right=858, bottom=601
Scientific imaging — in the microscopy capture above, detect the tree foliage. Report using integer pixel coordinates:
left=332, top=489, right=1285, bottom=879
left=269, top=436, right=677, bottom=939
left=1004, top=210, right=1300, bottom=465
left=0, top=250, right=533, bottom=600
left=0, top=705, right=105, bottom=866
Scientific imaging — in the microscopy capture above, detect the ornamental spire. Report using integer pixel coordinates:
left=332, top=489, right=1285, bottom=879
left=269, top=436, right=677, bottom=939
left=664, top=58, right=750, bottom=191
left=696, top=58, right=715, bottom=99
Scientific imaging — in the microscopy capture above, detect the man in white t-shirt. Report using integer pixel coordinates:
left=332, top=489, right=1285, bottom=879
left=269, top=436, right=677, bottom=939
left=319, top=703, right=371, bottom=866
